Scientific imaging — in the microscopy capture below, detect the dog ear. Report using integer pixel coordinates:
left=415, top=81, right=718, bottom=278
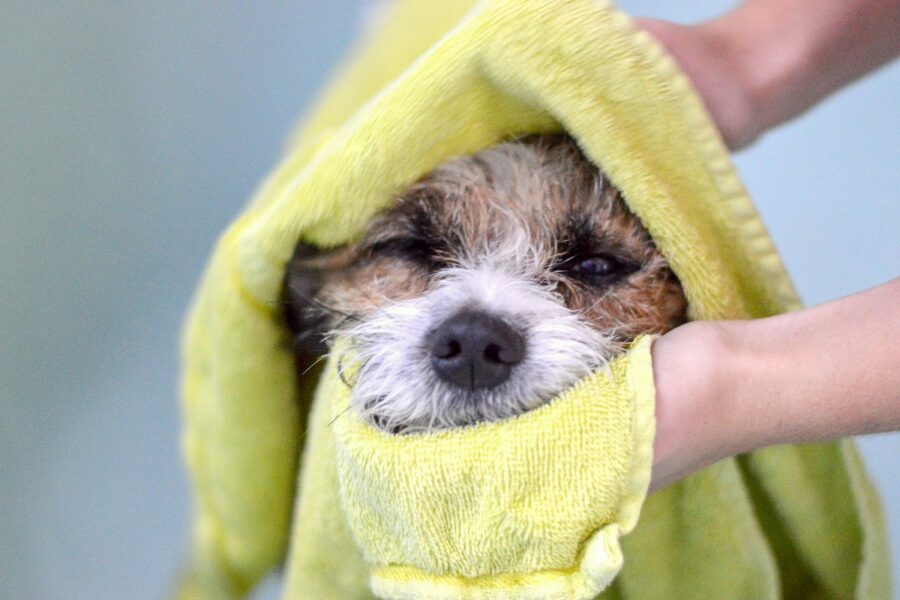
left=283, top=241, right=356, bottom=360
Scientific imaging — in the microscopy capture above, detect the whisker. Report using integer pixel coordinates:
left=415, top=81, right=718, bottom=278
left=336, top=352, right=356, bottom=388
left=304, top=296, right=360, bottom=321
left=300, top=354, right=327, bottom=376
left=328, top=405, right=353, bottom=428
left=278, top=285, right=361, bottom=322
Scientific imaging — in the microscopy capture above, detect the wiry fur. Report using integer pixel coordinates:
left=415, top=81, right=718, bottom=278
left=285, top=134, right=687, bottom=433
left=342, top=263, right=614, bottom=433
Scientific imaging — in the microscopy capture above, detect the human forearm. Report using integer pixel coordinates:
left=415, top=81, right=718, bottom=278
left=651, top=278, right=900, bottom=491
left=638, top=0, right=900, bottom=149
left=721, top=277, right=900, bottom=449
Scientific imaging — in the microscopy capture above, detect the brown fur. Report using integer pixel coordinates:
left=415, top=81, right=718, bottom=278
left=286, top=134, right=686, bottom=355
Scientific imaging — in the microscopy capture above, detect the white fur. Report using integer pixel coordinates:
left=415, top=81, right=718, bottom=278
left=339, top=250, right=616, bottom=432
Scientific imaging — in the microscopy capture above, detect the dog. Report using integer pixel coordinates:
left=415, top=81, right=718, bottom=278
left=285, top=134, right=686, bottom=433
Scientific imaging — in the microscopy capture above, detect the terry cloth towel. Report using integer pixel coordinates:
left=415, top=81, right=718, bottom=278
left=175, top=1, right=891, bottom=599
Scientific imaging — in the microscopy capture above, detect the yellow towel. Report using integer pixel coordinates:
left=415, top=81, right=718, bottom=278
left=176, top=1, right=891, bottom=598
left=323, top=335, right=655, bottom=599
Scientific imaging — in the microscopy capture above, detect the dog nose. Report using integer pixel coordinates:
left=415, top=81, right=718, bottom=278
left=429, top=310, right=525, bottom=390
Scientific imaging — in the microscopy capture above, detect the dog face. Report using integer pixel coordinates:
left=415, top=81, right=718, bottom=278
left=286, top=135, right=686, bottom=433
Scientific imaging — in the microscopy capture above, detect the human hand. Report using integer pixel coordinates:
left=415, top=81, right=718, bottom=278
left=636, top=0, right=900, bottom=150
left=648, top=279, right=900, bottom=492
left=648, top=321, right=736, bottom=492
left=635, top=18, right=758, bottom=150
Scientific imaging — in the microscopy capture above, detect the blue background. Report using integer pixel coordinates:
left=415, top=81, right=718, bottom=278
left=1, top=2, right=896, bottom=598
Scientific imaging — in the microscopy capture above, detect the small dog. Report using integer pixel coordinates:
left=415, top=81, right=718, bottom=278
left=285, top=135, right=686, bottom=433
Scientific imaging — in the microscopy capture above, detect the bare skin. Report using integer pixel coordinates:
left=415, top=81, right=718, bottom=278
left=636, top=0, right=900, bottom=491
left=651, top=279, right=900, bottom=492
left=638, top=0, right=900, bottom=149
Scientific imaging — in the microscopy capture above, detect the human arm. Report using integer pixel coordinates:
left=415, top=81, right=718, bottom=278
left=649, top=277, right=900, bottom=492
left=637, top=0, right=900, bottom=149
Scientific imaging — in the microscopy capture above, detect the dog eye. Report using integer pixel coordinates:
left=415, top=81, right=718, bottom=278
left=367, top=236, right=444, bottom=268
left=567, top=253, right=635, bottom=284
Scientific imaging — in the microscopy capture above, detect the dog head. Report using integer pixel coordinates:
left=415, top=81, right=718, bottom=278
left=286, top=135, right=685, bottom=433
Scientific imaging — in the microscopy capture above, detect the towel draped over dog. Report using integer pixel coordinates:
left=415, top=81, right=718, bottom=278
left=175, top=1, right=891, bottom=598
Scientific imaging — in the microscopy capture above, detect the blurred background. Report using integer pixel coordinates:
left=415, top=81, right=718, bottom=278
left=1, top=2, right=896, bottom=598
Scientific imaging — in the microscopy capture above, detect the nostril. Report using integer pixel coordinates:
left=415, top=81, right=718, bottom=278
left=483, top=342, right=522, bottom=365
left=483, top=343, right=502, bottom=363
left=433, top=339, right=462, bottom=360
